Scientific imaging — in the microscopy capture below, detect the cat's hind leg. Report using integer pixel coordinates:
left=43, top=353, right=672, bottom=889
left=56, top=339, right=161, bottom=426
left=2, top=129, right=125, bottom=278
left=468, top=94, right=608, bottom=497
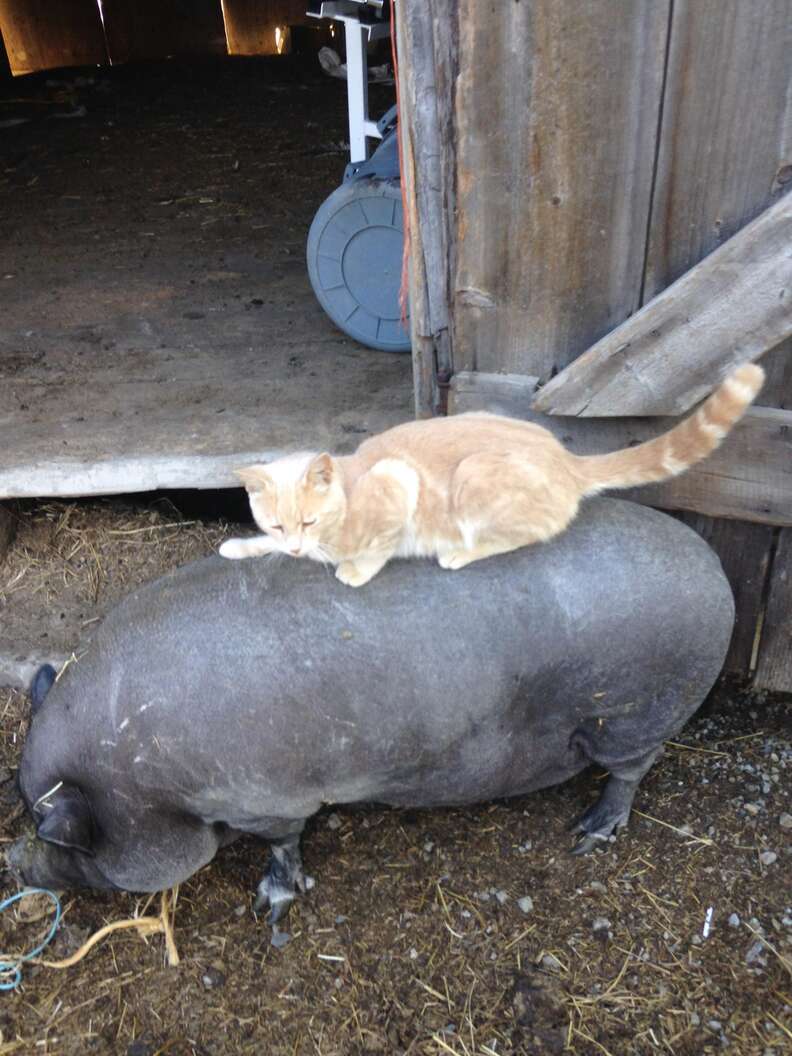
left=441, top=451, right=578, bottom=570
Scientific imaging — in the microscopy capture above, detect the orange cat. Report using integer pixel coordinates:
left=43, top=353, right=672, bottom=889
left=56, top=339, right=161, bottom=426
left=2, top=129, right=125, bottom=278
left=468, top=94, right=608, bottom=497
left=220, top=364, right=764, bottom=586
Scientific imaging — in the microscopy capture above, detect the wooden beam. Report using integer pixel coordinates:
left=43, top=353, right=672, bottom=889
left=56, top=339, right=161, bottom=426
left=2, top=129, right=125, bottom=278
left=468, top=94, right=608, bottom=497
left=449, top=371, right=792, bottom=527
left=532, top=191, right=792, bottom=417
left=0, top=0, right=106, bottom=75
left=100, top=0, right=227, bottom=64
left=453, top=0, right=670, bottom=378
left=754, top=528, right=792, bottom=692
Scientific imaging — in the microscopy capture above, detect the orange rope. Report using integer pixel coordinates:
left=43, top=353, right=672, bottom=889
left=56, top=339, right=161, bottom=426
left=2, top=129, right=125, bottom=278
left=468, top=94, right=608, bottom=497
left=390, top=1, right=410, bottom=325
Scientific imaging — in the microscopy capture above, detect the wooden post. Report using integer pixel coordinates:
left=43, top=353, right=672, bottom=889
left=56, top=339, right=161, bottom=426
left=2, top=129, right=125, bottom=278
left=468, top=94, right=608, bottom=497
left=396, top=0, right=457, bottom=416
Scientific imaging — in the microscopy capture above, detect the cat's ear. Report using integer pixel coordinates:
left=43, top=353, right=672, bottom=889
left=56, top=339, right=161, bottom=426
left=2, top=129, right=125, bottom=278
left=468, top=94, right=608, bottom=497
left=235, top=465, right=272, bottom=494
left=304, top=453, right=335, bottom=492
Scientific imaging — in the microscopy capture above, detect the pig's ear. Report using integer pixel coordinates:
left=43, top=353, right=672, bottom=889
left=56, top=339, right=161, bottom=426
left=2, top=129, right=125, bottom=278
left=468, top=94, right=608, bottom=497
left=36, top=785, right=95, bottom=856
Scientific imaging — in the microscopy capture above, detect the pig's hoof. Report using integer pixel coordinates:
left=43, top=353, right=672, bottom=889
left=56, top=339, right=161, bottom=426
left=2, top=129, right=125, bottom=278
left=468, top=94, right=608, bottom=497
left=569, top=801, right=630, bottom=856
left=254, top=854, right=307, bottom=924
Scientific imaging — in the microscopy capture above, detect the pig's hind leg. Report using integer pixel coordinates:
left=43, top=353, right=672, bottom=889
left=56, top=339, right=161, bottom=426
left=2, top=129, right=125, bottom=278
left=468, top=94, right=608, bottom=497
left=254, top=832, right=308, bottom=923
left=569, top=745, right=662, bottom=856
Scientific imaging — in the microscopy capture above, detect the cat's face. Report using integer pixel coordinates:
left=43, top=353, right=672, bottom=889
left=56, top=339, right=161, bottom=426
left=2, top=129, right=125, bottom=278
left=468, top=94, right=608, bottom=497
left=236, top=453, right=346, bottom=558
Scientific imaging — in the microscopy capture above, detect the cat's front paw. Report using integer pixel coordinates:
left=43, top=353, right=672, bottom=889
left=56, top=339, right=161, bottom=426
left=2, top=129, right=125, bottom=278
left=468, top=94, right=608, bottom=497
left=335, top=561, right=372, bottom=587
left=219, top=538, right=250, bottom=560
left=438, top=550, right=474, bottom=570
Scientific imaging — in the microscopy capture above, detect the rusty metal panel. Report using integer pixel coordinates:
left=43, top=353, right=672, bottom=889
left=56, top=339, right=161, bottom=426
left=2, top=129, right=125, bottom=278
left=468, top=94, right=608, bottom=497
left=0, top=0, right=106, bottom=75
left=100, top=0, right=227, bottom=64
left=222, top=0, right=310, bottom=57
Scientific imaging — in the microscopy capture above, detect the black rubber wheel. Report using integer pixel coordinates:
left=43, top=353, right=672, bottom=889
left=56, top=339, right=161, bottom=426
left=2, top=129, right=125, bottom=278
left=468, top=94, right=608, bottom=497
left=307, top=179, right=410, bottom=352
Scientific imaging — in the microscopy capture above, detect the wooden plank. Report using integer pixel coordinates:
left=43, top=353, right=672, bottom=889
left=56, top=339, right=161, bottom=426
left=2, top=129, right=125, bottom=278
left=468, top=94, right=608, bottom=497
left=449, top=371, right=539, bottom=415
left=533, top=192, right=792, bottom=417
left=222, top=0, right=309, bottom=57
left=101, top=0, right=227, bottom=65
left=453, top=0, right=670, bottom=378
left=0, top=0, right=106, bottom=75
left=644, top=0, right=792, bottom=301
left=754, top=528, right=792, bottom=692
left=397, top=0, right=456, bottom=416
left=675, top=514, right=775, bottom=677
left=448, top=372, right=792, bottom=527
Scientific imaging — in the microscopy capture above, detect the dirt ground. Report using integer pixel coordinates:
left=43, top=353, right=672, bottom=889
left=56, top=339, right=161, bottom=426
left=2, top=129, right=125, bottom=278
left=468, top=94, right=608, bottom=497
left=0, top=57, right=412, bottom=497
left=0, top=498, right=790, bottom=1056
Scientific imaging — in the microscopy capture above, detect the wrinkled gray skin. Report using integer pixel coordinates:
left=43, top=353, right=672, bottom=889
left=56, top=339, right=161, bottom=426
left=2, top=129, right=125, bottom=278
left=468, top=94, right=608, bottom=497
left=9, top=499, right=733, bottom=926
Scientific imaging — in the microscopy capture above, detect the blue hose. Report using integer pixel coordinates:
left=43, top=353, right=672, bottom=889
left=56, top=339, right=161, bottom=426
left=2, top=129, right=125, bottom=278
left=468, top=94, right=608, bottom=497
left=0, top=889, right=62, bottom=991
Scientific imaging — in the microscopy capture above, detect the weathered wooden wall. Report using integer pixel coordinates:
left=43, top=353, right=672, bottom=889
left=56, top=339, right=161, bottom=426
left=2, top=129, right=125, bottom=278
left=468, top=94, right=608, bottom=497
left=0, top=0, right=317, bottom=73
left=402, top=0, right=792, bottom=689
left=222, top=0, right=310, bottom=57
left=100, top=0, right=227, bottom=65
left=0, top=0, right=106, bottom=75
left=454, top=0, right=670, bottom=379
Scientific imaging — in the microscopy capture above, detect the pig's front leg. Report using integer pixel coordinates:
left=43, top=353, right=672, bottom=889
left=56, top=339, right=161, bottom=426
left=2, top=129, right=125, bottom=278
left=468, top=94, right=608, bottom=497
left=254, top=832, right=307, bottom=924
left=219, top=535, right=277, bottom=560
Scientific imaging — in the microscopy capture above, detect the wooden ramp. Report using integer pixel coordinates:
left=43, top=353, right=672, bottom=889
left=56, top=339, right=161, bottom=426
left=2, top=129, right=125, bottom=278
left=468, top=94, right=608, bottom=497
left=0, top=339, right=412, bottom=498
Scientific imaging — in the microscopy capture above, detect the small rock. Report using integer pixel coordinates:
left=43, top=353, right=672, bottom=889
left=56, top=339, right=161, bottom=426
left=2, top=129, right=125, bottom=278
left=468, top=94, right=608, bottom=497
left=779, top=813, right=792, bottom=829
left=588, top=881, right=607, bottom=894
left=201, top=967, right=226, bottom=990
left=759, top=850, right=777, bottom=866
left=707, top=1020, right=722, bottom=1032
left=728, top=913, right=740, bottom=928
left=690, top=1012, right=701, bottom=1027
left=476, top=891, right=490, bottom=902
left=744, top=803, right=761, bottom=816
left=592, top=917, right=611, bottom=933
left=423, top=841, right=434, bottom=854
left=304, top=875, right=316, bottom=890
left=327, top=813, right=342, bottom=830
left=745, top=940, right=766, bottom=965
left=517, top=896, right=534, bottom=915
left=409, top=947, right=418, bottom=960
left=540, top=953, right=562, bottom=973
left=495, top=890, right=509, bottom=905
left=335, top=915, right=348, bottom=925
left=691, top=934, right=703, bottom=946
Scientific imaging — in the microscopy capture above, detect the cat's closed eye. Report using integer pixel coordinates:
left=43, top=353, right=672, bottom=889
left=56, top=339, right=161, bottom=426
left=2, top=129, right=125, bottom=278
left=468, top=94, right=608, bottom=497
left=302, top=519, right=317, bottom=528
left=271, top=524, right=283, bottom=532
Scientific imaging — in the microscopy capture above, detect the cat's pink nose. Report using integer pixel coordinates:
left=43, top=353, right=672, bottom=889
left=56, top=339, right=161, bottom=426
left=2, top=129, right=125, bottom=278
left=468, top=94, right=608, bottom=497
left=289, top=547, right=301, bottom=556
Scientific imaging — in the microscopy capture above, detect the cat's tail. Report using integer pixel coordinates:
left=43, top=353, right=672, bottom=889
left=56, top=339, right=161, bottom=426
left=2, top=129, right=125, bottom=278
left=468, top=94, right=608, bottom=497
left=574, top=363, right=764, bottom=496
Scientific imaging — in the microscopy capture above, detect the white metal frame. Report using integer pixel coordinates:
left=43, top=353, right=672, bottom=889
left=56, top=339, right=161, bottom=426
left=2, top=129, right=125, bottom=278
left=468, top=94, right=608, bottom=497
left=308, top=1, right=391, bottom=163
